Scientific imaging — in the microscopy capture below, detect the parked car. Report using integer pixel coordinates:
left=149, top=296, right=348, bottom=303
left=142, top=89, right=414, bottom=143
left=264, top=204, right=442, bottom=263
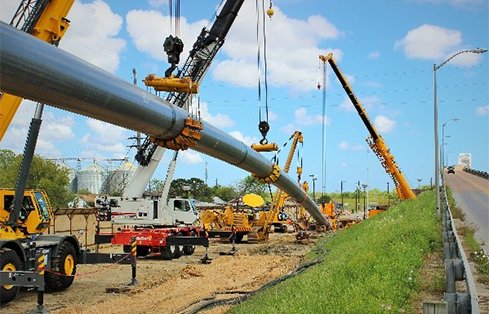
left=447, top=166, right=455, bottom=174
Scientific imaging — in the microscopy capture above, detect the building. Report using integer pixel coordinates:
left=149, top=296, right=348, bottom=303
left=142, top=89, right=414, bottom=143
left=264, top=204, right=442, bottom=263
left=458, top=153, right=471, bottom=168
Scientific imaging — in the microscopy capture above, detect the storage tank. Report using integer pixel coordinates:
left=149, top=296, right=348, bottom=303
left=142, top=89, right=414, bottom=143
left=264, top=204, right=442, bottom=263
left=103, top=161, right=135, bottom=195
left=76, top=163, right=104, bottom=195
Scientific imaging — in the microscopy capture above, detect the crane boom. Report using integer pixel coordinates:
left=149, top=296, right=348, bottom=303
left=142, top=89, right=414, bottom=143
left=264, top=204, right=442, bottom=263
left=124, top=0, right=245, bottom=198
left=0, top=0, right=74, bottom=141
left=319, top=53, right=416, bottom=200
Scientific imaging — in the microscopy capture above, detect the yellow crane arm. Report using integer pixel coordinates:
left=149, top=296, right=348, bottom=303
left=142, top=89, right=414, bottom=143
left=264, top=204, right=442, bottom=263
left=0, top=0, right=74, bottom=141
left=319, top=53, right=416, bottom=200
left=258, top=131, right=303, bottom=240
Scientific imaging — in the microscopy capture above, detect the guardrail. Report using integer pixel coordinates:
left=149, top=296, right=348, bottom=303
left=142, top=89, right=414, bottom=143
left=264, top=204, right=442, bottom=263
left=463, top=168, right=489, bottom=180
left=441, top=187, right=479, bottom=314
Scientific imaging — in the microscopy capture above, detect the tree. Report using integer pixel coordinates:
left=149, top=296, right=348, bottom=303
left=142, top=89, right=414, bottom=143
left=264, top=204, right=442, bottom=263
left=0, top=149, right=74, bottom=208
left=169, top=177, right=213, bottom=202
left=211, top=185, right=238, bottom=202
left=236, top=175, right=269, bottom=201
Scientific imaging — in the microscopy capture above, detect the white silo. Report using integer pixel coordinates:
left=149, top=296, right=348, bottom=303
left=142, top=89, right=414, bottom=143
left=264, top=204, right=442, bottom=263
left=76, top=163, right=104, bottom=195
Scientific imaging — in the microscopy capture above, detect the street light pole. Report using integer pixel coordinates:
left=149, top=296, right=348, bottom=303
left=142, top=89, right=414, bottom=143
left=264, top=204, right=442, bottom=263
left=340, top=181, right=345, bottom=210
left=433, top=48, right=487, bottom=216
left=309, top=174, right=317, bottom=203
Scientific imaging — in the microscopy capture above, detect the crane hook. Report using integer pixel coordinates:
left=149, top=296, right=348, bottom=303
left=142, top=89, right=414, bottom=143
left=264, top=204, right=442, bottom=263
left=259, top=121, right=270, bottom=145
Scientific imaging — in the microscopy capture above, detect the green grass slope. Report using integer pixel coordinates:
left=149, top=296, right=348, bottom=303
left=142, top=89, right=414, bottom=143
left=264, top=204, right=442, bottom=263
left=229, top=191, right=441, bottom=314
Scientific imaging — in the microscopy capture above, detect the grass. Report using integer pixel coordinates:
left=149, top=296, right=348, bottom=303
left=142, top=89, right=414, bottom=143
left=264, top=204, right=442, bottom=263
left=228, top=191, right=442, bottom=314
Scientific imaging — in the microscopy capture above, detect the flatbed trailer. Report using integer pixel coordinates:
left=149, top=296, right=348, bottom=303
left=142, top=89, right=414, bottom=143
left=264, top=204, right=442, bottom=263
left=96, top=225, right=208, bottom=260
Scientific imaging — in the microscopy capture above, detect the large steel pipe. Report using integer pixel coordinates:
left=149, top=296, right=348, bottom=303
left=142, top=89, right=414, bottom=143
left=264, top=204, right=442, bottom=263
left=0, top=22, right=329, bottom=226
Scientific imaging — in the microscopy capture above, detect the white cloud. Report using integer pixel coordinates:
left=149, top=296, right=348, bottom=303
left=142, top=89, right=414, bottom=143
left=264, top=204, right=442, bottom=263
left=60, top=0, right=126, bottom=73
left=189, top=101, right=234, bottom=128
left=0, top=101, right=74, bottom=156
left=294, top=107, right=328, bottom=126
left=79, top=118, right=129, bottom=156
left=368, top=51, right=380, bottom=59
left=229, top=131, right=258, bottom=146
left=374, top=115, right=396, bottom=133
left=212, top=2, right=342, bottom=92
left=180, top=150, right=203, bottom=164
left=476, top=105, right=489, bottom=116
left=338, top=141, right=363, bottom=151
left=395, top=24, right=483, bottom=67
left=0, top=0, right=18, bottom=23
left=340, top=162, right=347, bottom=168
left=126, top=10, right=207, bottom=64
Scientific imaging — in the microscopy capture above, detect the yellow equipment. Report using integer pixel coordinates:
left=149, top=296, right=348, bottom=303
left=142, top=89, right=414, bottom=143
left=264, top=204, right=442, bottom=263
left=0, top=189, right=52, bottom=238
left=0, top=0, right=74, bottom=141
left=319, top=53, right=416, bottom=200
left=320, top=202, right=338, bottom=230
left=143, top=74, right=199, bottom=94
left=253, top=131, right=304, bottom=241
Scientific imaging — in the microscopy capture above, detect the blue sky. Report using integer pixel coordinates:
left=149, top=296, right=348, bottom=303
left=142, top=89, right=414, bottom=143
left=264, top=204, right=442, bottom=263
left=1, top=0, right=488, bottom=194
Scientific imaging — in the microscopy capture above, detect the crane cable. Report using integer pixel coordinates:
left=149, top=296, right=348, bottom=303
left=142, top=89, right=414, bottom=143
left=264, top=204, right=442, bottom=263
left=321, top=58, right=327, bottom=197
left=256, top=0, right=272, bottom=145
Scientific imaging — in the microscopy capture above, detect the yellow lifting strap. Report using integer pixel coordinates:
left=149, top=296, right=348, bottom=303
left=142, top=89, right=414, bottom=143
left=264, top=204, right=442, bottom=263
left=150, top=116, right=203, bottom=151
left=143, top=74, right=199, bottom=94
left=253, top=164, right=281, bottom=184
left=251, top=142, right=278, bottom=152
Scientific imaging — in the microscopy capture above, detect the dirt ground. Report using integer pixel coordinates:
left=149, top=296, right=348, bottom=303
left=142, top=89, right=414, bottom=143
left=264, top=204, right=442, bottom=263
left=3, top=232, right=316, bottom=314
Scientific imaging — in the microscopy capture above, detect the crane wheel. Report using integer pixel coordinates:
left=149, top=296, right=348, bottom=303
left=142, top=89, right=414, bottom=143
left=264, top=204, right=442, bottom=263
left=172, top=233, right=183, bottom=259
left=183, top=231, right=196, bottom=255
left=160, top=246, right=173, bottom=260
left=0, top=248, right=21, bottom=305
left=45, top=241, right=77, bottom=292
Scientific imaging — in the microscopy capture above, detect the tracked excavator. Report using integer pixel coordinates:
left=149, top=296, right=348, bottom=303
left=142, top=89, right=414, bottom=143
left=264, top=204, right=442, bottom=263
left=319, top=53, right=416, bottom=200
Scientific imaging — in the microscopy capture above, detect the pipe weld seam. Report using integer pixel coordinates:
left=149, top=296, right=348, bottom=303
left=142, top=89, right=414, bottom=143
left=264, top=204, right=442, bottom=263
left=150, top=116, right=203, bottom=151
left=253, top=164, right=281, bottom=184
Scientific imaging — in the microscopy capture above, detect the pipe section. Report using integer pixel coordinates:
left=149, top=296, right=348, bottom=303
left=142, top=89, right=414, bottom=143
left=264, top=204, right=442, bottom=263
left=0, top=22, right=329, bottom=226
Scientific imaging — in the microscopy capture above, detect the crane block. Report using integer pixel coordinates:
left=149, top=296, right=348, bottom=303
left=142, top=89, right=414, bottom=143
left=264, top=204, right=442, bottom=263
left=253, top=164, right=281, bottom=184
left=143, top=74, right=199, bottom=94
left=150, top=117, right=203, bottom=151
left=251, top=143, right=278, bottom=152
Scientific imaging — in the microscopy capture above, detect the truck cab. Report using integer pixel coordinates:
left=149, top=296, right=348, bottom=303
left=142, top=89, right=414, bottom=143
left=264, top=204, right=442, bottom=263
left=96, top=196, right=199, bottom=226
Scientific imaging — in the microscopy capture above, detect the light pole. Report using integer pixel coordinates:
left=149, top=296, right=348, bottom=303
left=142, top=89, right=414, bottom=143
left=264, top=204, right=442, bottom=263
left=433, top=48, right=487, bottom=216
left=387, top=182, right=390, bottom=207
left=417, top=178, right=422, bottom=189
left=340, top=180, right=346, bottom=211
left=442, top=118, right=458, bottom=170
left=362, top=183, right=368, bottom=219
left=309, top=174, right=317, bottom=203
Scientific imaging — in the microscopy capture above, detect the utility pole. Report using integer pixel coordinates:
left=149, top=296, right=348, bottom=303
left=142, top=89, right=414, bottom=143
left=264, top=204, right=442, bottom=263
left=387, top=182, right=390, bottom=207
left=340, top=180, right=345, bottom=211
left=309, top=174, right=317, bottom=203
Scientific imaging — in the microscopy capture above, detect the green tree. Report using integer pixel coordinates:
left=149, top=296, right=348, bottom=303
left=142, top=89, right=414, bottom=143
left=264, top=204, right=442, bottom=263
left=169, top=177, right=213, bottom=202
left=237, top=175, right=269, bottom=201
left=0, top=149, right=73, bottom=208
left=211, top=185, right=238, bottom=202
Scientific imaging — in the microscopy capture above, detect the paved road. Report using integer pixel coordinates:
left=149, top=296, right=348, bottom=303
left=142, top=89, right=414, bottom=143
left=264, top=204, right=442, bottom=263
left=445, top=169, right=489, bottom=254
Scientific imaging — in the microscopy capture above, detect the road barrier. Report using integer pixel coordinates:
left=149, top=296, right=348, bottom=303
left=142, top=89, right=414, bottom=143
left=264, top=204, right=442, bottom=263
left=463, top=168, right=489, bottom=180
left=441, top=187, right=479, bottom=313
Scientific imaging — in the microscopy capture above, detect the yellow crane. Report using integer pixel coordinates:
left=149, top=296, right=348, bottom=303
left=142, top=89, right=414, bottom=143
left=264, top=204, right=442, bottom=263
left=0, top=0, right=74, bottom=141
left=253, top=130, right=304, bottom=241
left=319, top=53, right=416, bottom=200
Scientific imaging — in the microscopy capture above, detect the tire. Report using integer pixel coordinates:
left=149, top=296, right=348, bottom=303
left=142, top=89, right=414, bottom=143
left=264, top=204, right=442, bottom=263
left=0, top=248, right=21, bottom=305
left=183, top=231, right=196, bottom=255
left=160, top=246, right=172, bottom=260
left=136, top=246, right=150, bottom=257
left=235, top=233, right=244, bottom=244
left=123, top=245, right=131, bottom=253
left=172, top=232, right=183, bottom=259
left=45, top=241, right=77, bottom=292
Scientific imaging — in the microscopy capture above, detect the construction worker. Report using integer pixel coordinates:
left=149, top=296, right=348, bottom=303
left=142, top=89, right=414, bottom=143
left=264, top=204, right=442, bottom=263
left=229, top=225, right=237, bottom=252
